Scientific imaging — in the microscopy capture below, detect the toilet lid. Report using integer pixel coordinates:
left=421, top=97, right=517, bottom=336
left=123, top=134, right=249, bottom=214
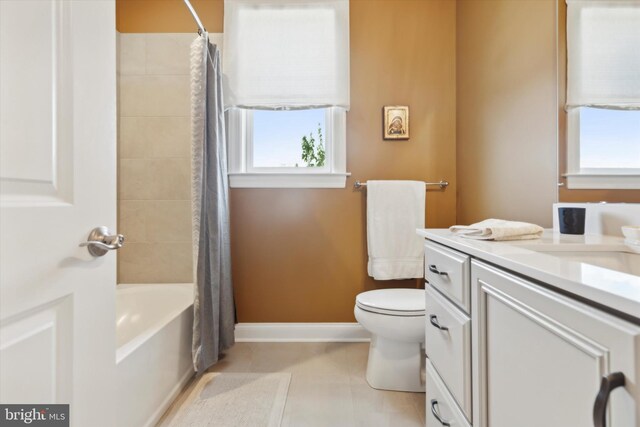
left=356, top=289, right=425, bottom=316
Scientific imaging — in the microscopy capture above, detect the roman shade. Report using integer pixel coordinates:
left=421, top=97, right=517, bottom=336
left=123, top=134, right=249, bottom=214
left=566, top=0, right=640, bottom=109
left=223, top=0, right=350, bottom=110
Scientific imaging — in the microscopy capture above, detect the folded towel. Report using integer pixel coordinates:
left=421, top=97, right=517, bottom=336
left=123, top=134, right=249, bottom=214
left=449, top=219, right=544, bottom=241
left=367, top=180, right=426, bottom=280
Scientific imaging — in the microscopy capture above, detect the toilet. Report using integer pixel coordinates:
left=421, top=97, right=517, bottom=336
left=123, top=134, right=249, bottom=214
left=354, top=288, right=425, bottom=392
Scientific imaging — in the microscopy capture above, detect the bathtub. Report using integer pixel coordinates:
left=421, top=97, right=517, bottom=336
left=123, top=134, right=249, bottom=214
left=116, top=283, right=194, bottom=427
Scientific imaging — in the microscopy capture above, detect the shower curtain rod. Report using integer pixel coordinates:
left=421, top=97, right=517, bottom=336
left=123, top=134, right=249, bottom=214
left=183, top=0, right=206, bottom=34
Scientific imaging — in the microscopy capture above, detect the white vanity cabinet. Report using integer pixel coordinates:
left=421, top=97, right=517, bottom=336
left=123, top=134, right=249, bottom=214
left=471, top=260, right=640, bottom=427
left=423, top=238, right=640, bottom=427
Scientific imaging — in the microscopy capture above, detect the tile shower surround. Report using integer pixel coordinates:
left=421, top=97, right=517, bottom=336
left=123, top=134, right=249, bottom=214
left=117, top=33, right=219, bottom=283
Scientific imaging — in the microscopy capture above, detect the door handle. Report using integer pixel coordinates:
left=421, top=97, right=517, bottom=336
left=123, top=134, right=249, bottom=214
left=80, top=226, right=125, bottom=257
left=593, top=372, right=625, bottom=427
left=430, top=400, right=451, bottom=426
left=428, top=265, right=449, bottom=277
left=429, top=315, right=449, bottom=331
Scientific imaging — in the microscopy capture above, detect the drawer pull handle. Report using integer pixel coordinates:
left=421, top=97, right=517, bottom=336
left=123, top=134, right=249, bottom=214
left=430, top=399, right=451, bottom=426
left=429, top=315, right=449, bottom=331
left=593, top=372, right=625, bottom=427
left=428, top=265, right=449, bottom=277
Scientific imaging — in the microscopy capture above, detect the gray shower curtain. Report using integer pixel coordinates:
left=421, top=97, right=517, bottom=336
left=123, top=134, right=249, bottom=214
left=190, top=34, right=235, bottom=374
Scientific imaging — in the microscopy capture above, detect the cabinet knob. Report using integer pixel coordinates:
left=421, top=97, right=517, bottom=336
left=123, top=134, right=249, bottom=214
left=430, top=400, right=451, bottom=426
left=593, top=372, right=625, bottom=427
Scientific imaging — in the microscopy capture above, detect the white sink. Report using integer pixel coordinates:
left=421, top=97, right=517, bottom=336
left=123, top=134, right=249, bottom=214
left=534, top=250, right=640, bottom=276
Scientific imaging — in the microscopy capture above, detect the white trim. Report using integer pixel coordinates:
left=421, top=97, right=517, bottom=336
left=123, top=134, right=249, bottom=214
left=330, top=107, right=347, bottom=174
left=245, top=110, right=255, bottom=171
left=564, top=173, right=640, bottom=189
left=229, top=172, right=350, bottom=188
left=566, top=107, right=581, bottom=174
left=234, top=322, right=370, bottom=342
left=143, top=368, right=194, bottom=427
left=227, top=108, right=246, bottom=174
left=227, top=107, right=349, bottom=188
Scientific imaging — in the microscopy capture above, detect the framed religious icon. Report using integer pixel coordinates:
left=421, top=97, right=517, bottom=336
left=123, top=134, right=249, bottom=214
left=383, top=106, right=409, bottom=140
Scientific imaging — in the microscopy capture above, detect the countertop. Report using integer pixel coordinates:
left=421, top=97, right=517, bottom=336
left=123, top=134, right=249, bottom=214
left=417, top=229, right=640, bottom=323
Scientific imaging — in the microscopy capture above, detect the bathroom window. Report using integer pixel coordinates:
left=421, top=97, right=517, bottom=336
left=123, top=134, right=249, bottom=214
left=223, top=0, right=350, bottom=188
left=564, top=0, right=640, bottom=189
left=227, top=107, right=347, bottom=188
left=569, top=107, right=640, bottom=171
left=252, top=109, right=327, bottom=169
left=566, top=108, right=640, bottom=189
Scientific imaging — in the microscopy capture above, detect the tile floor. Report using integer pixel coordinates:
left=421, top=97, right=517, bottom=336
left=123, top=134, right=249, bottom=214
left=158, top=342, right=425, bottom=427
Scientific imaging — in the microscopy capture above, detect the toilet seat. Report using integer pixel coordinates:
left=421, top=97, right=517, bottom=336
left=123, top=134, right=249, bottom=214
left=356, top=289, right=425, bottom=317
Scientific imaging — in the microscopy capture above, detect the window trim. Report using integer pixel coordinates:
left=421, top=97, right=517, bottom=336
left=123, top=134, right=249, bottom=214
left=564, top=108, right=640, bottom=190
left=227, top=107, right=349, bottom=188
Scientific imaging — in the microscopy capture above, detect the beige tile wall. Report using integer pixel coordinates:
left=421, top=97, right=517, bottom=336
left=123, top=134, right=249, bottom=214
left=117, top=33, right=196, bottom=284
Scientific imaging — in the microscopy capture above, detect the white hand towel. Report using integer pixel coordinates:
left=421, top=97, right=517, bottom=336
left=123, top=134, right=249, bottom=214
left=367, top=180, right=426, bottom=280
left=449, top=219, right=544, bottom=241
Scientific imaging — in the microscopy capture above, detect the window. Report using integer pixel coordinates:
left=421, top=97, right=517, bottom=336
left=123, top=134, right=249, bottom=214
left=227, top=107, right=347, bottom=187
left=566, top=107, right=640, bottom=188
left=564, top=0, right=640, bottom=189
left=223, top=0, right=350, bottom=188
left=574, top=108, right=640, bottom=170
left=252, top=109, right=326, bottom=169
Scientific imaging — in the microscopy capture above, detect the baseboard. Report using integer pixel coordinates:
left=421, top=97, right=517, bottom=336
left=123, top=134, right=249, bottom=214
left=235, top=322, right=370, bottom=342
left=144, top=367, right=194, bottom=427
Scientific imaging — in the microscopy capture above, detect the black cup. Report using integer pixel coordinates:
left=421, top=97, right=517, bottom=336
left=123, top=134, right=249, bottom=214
left=559, top=207, right=586, bottom=235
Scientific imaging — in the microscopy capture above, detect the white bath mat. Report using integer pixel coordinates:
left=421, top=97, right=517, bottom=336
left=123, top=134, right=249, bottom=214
left=168, top=372, right=291, bottom=427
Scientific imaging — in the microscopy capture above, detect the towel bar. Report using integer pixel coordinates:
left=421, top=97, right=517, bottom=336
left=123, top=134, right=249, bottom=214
left=353, top=180, right=449, bottom=190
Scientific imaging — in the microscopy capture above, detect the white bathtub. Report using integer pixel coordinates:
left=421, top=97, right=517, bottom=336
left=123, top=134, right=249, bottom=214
left=116, top=283, right=194, bottom=427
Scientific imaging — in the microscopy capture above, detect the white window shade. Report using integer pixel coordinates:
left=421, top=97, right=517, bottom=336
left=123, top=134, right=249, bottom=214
left=223, top=0, right=350, bottom=110
left=566, top=0, right=640, bottom=109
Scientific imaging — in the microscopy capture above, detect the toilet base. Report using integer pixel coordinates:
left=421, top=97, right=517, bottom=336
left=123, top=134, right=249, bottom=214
left=365, top=335, right=425, bottom=392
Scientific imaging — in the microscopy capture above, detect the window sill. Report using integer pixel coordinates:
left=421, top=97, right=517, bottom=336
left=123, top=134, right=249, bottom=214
left=564, top=173, right=640, bottom=190
left=229, top=172, right=351, bottom=188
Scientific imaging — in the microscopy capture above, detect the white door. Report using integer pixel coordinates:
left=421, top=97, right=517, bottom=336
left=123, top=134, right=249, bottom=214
left=472, top=260, right=640, bottom=427
left=0, top=1, right=117, bottom=426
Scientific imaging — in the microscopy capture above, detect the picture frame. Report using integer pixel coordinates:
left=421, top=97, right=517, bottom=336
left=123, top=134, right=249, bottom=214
left=383, top=105, right=409, bottom=140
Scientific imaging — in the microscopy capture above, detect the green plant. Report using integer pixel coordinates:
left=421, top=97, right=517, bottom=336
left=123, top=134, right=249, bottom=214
left=301, top=123, right=325, bottom=167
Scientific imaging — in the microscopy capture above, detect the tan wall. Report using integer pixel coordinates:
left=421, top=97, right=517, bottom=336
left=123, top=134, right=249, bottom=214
left=556, top=1, right=640, bottom=203
left=456, top=0, right=558, bottom=227
left=116, top=0, right=223, bottom=33
left=116, top=0, right=457, bottom=322
left=232, top=0, right=457, bottom=322
left=117, top=34, right=195, bottom=284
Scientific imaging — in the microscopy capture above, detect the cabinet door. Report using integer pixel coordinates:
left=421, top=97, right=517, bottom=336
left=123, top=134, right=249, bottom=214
left=472, top=260, right=640, bottom=427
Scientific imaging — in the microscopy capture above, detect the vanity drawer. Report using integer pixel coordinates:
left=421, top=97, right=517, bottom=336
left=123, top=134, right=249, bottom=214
left=426, top=359, right=471, bottom=427
left=425, top=241, right=471, bottom=313
left=425, top=285, right=472, bottom=421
